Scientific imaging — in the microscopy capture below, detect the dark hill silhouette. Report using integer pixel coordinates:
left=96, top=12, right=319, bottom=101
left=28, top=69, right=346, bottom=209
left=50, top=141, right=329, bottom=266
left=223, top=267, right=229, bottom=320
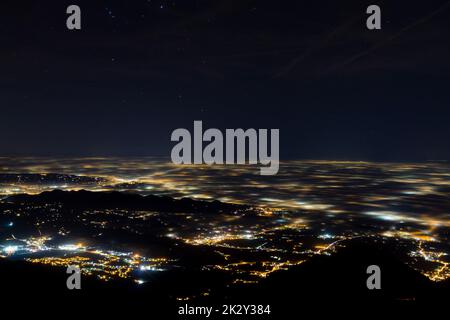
left=0, top=173, right=106, bottom=183
left=213, top=238, right=449, bottom=316
left=5, top=189, right=251, bottom=214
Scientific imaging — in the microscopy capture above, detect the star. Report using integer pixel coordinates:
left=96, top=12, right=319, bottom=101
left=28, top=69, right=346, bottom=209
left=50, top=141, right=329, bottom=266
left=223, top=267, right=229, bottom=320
left=105, top=7, right=115, bottom=19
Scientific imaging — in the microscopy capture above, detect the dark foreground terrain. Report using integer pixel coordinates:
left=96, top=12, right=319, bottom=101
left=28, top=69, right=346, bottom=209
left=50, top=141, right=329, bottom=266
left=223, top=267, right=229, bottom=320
left=0, top=239, right=447, bottom=318
left=0, top=190, right=448, bottom=318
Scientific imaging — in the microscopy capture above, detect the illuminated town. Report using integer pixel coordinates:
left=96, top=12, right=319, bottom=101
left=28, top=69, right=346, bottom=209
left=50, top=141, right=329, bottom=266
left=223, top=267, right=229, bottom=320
left=0, top=235, right=173, bottom=282
left=0, top=157, right=449, bottom=298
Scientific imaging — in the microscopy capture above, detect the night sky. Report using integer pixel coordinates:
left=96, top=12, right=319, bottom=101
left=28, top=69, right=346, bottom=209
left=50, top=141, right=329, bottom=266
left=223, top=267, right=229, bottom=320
left=1, top=0, right=449, bottom=161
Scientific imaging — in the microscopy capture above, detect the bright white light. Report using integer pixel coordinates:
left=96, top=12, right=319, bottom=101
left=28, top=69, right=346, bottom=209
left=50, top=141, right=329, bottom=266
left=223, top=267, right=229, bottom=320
left=166, top=233, right=177, bottom=238
left=140, top=265, right=165, bottom=272
left=4, top=246, right=19, bottom=255
left=364, top=211, right=419, bottom=223
left=58, top=244, right=82, bottom=251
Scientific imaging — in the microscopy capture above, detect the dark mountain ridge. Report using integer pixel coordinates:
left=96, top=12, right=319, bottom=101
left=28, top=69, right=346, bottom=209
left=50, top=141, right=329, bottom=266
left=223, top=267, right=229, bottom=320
left=4, top=189, right=252, bottom=214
